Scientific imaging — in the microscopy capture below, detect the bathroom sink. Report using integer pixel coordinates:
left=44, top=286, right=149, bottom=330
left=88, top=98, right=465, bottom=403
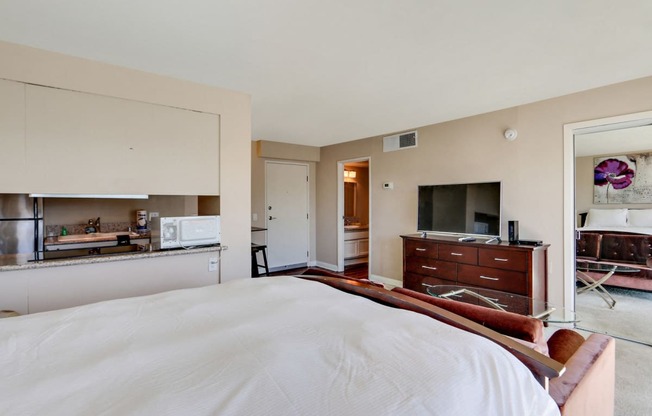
left=344, top=225, right=367, bottom=230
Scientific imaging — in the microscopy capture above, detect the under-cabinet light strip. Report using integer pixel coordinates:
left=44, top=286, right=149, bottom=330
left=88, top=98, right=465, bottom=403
left=29, top=193, right=149, bottom=199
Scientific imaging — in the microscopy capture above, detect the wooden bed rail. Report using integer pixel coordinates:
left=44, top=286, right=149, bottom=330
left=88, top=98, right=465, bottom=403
left=295, top=274, right=565, bottom=389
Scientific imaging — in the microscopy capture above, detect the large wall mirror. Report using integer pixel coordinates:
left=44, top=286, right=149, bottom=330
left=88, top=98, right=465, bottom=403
left=565, top=111, right=652, bottom=346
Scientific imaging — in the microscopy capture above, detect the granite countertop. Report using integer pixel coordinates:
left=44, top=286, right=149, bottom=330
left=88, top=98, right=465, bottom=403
left=344, top=225, right=369, bottom=231
left=0, top=245, right=221, bottom=272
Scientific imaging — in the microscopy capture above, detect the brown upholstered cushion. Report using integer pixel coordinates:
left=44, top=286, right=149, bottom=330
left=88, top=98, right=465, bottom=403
left=549, top=334, right=615, bottom=415
left=600, top=233, right=652, bottom=264
left=299, top=268, right=384, bottom=287
left=391, top=287, right=547, bottom=351
left=576, top=232, right=602, bottom=261
left=547, top=329, right=586, bottom=364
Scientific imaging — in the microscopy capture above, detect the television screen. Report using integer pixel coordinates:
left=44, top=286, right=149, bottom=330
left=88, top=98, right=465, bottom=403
left=417, top=181, right=501, bottom=237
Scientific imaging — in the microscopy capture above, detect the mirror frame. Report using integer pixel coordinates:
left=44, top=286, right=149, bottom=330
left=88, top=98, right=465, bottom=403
left=563, top=110, right=652, bottom=317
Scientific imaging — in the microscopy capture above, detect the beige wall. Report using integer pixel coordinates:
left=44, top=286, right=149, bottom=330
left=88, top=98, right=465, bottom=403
left=0, top=41, right=251, bottom=281
left=43, top=195, right=202, bottom=227
left=316, top=76, right=652, bottom=307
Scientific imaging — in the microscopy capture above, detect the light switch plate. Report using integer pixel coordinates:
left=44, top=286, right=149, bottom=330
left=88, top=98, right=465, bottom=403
left=208, top=257, right=218, bottom=272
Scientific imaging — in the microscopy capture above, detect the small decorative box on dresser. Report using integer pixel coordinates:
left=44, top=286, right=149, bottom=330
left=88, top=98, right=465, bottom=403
left=401, top=234, right=549, bottom=314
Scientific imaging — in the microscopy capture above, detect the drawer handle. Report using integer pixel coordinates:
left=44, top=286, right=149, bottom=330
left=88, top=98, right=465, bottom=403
left=480, top=275, right=499, bottom=281
left=450, top=252, right=463, bottom=256
left=421, top=265, right=438, bottom=270
left=494, top=258, right=509, bottom=262
left=415, top=248, right=427, bottom=251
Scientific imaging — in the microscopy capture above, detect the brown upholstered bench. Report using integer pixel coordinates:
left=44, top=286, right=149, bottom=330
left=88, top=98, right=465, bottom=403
left=576, top=231, right=652, bottom=290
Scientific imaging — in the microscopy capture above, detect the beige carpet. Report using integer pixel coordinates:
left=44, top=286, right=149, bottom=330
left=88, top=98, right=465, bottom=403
left=575, top=286, right=652, bottom=346
left=573, top=287, right=652, bottom=415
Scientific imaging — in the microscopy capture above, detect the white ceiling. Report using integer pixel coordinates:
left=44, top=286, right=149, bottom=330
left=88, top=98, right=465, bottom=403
left=576, top=124, right=652, bottom=157
left=1, top=1, right=652, bottom=147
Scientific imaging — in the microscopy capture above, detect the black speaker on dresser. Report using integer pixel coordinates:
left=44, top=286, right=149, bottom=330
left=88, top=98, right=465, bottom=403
left=508, top=220, right=519, bottom=243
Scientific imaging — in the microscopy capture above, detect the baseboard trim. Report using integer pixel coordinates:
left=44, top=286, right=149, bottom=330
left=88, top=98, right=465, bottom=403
left=370, top=274, right=402, bottom=289
left=269, top=263, right=307, bottom=273
left=315, top=261, right=338, bottom=272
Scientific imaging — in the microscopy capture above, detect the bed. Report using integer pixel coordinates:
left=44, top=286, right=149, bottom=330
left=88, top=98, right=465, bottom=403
left=577, top=208, right=652, bottom=290
left=578, top=207, right=652, bottom=236
left=0, top=275, right=562, bottom=415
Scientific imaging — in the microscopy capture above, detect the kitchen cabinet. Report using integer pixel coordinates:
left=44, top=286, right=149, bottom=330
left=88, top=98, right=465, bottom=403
left=401, top=234, right=548, bottom=312
left=24, top=85, right=220, bottom=195
left=0, top=271, right=29, bottom=315
left=0, top=250, right=220, bottom=314
left=0, top=79, right=27, bottom=193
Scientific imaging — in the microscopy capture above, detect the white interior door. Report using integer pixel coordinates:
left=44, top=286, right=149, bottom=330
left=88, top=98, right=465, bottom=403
left=266, top=162, right=309, bottom=271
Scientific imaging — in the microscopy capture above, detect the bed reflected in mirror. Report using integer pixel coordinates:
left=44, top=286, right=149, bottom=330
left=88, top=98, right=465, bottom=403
left=574, top=122, right=652, bottom=346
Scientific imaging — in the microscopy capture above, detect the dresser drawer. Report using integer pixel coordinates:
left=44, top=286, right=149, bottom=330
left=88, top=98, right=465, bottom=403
left=455, top=286, right=531, bottom=315
left=438, top=244, right=477, bottom=265
left=479, top=248, right=527, bottom=272
left=457, top=265, right=527, bottom=295
left=403, top=273, right=426, bottom=293
left=403, top=273, right=453, bottom=293
left=405, top=239, right=438, bottom=258
left=406, top=256, right=457, bottom=280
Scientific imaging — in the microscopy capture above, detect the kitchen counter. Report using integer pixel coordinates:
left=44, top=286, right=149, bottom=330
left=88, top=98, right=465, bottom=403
left=344, top=225, right=369, bottom=231
left=44, top=232, right=150, bottom=252
left=0, top=245, right=221, bottom=272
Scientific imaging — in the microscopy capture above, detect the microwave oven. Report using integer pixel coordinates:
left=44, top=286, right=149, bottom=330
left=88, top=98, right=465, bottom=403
left=152, top=215, right=221, bottom=249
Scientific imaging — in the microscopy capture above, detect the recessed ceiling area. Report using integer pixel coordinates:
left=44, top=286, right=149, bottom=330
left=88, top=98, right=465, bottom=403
left=575, top=125, right=652, bottom=157
left=1, top=1, right=652, bottom=147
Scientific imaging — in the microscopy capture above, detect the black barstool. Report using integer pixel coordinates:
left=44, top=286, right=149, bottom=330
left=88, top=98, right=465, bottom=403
left=251, top=243, right=270, bottom=277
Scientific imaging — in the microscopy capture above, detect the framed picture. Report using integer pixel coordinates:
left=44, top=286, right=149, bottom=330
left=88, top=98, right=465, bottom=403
left=594, top=153, right=652, bottom=203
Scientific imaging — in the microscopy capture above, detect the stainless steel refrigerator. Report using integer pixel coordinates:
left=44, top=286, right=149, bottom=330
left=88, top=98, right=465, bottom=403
left=0, top=194, right=44, bottom=260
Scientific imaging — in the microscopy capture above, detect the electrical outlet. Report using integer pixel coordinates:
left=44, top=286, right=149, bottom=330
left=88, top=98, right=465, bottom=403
left=208, top=257, right=218, bottom=272
left=252, top=213, right=258, bottom=222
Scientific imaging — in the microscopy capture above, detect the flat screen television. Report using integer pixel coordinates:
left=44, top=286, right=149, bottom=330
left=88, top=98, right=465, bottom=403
left=417, top=181, right=501, bottom=238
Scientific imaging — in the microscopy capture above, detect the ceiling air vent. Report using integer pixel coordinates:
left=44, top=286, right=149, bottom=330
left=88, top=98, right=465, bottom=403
left=383, top=131, right=418, bottom=152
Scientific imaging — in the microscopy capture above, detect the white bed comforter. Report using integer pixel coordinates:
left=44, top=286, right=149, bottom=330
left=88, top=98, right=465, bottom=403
left=578, top=225, right=652, bottom=235
left=0, top=276, right=559, bottom=416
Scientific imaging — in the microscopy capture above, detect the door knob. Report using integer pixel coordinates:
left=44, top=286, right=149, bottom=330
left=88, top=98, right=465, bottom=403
left=269, top=216, right=277, bottom=220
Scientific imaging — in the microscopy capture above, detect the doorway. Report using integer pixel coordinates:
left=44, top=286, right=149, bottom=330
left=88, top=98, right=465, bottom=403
left=265, top=161, right=309, bottom=272
left=564, top=111, right=652, bottom=344
left=338, top=158, right=370, bottom=273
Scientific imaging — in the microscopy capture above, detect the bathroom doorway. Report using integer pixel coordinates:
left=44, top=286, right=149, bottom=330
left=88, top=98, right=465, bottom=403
left=338, top=158, right=370, bottom=274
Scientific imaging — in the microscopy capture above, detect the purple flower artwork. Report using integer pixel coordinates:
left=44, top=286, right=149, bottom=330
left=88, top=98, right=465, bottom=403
left=594, top=158, right=635, bottom=189
left=593, top=155, right=639, bottom=204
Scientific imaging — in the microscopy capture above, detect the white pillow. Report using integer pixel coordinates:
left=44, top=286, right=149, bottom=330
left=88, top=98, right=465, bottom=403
left=628, top=209, right=652, bottom=227
left=585, top=208, right=628, bottom=227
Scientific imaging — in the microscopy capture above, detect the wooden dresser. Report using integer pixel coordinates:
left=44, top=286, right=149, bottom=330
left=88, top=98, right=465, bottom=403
left=401, top=234, right=549, bottom=304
